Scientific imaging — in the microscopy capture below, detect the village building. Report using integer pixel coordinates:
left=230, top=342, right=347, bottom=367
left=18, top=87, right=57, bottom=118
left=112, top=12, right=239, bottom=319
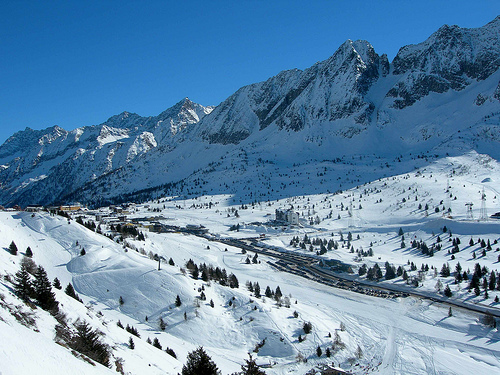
left=275, top=208, right=300, bottom=225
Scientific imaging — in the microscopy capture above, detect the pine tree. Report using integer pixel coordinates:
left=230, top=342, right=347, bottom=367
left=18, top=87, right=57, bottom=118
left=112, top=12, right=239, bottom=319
left=241, top=354, right=266, bottom=375
left=33, top=265, right=58, bottom=312
left=355, top=345, right=363, bottom=359
left=254, top=282, right=261, bottom=298
left=53, top=277, right=62, bottom=290
left=25, top=246, right=33, bottom=257
left=65, top=283, right=81, bottom=302
left=175, top=295, right=182, bottom=307
left=444, top=285, right=452, bottom=297
left=181, top=347, right=220, bottom=375
left=9, top=241, right=18, bottom=255
left=316, top=346, right=322, bottom=357
left=128, top=337, right=135, bottom=349
left=152, top=337, right=162, bottom=350
left=159, top=317, right=166, bottom=331
left=13, top=262, right=33, bottom=301
left=265, top=286, right=273, bottom=298
left=71, top=320, right=110, bottom=367
left=303, top=321, right=313, bottom=334
left=274, top=286, right=282, bottom=301
left=489, top=271, right=496, bottom=290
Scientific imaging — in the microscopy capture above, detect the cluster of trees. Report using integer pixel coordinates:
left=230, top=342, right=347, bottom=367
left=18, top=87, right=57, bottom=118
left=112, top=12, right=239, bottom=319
left=246, top=282, right=288, bottom=305
left=411, top=240, right=440, bottom=257
left=109, top=223, right=146, bottom=241
left=10, top=251, right=111, bottom=368
left=289, top=234, right=338, bottom=254
left=245, top=253, right=259, bottom=264
left=180, top=347, right=266, bottom=375
left=75, top=217, right=100, bottom=233
left=468, top=263, right=500, bottom=298
left=66, top=320, right=111, bottom=367
left=13, top=256, right=59, bottom=313
left=185, top=259, right=239, bottom=288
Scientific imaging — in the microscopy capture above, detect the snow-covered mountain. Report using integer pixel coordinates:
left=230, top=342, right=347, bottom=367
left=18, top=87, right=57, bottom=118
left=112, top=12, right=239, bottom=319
left=1, top=17, right=500, bottom=207
left=0, top=98, right=213, bottom=206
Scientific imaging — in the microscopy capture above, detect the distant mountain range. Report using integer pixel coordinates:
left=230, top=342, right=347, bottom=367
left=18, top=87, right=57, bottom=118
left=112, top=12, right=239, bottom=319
left=1, top=16, right=500, bottom=207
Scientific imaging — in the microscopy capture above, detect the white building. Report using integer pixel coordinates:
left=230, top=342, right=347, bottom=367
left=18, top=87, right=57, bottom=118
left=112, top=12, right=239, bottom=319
left=275, top=209, right=299, bottom=225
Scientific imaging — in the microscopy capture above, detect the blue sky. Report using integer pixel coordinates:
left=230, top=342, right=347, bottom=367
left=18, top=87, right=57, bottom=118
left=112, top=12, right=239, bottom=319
left=1, top=1, right=499, bottom=144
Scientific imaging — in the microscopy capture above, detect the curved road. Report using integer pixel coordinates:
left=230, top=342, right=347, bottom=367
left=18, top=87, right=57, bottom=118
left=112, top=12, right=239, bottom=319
left=211, top=236, right=500, bottom=319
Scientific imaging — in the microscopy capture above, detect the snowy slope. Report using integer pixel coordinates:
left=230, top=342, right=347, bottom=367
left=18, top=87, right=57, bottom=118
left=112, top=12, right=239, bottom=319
left=2, top=149, right=500, bottom=374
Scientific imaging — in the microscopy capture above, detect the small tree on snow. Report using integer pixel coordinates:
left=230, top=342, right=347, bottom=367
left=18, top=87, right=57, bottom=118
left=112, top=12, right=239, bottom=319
left=444, top=284, right=452, bottom=297
left=9, top=241, right=18, bottom=255
left=33, top=265, right=58, bottom=312
left=159, top=317, right=166, bottom=331
left=181, top=347, right=220, bottom=375
left=241, top=354, right=266, bottom=375
left=355, top=345, right=363, bottom=359
left=316, top=346, right=322, bottom=357
left=13, top=262, right=33, bottom=301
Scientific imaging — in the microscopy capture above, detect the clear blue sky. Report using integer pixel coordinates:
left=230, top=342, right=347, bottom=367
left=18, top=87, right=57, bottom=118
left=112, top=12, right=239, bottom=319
left=1, top=1, right=499, bottom=144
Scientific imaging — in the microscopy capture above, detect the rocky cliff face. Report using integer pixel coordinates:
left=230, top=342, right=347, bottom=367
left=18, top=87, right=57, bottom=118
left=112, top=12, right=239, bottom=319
left=1, top=18, right=500, bottom=207
left=197, top=39, right=386, bottom=144
left=388, top=16, right=500, bottom=109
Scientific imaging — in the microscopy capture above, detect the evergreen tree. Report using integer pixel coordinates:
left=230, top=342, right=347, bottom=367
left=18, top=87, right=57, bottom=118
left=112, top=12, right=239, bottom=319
left=70, top=320, right=110, bottom=367
left=241, top=354, right=266, bottom=375
left=152, top=337, right=162, bottom=350
left=53, top=277, right=62, bottom=290
left=9, top=241, right=18, bottom=255
left=303, top=321, right=313, bottom=334
left=385, top=262, right=396, bottom=280
left=443, top=285, right=452, bottom=297
left=181, top=347, right=220, bottom=375
left=274, top=286, right=282, bottom=301
left=254, top=282, right=261, bottom=298
left=25, top=246, right=33, bottom=258
left=325, top=347, right=331, bottom=357
left=175, top=295, right=182, bottom=307
left=13, top=261, right=33, bottom=301
left=355, top=345, right=363, bottom=359
left=489, top=271, right=496, bottom=290
left=159, top=317, right=166, bottom=331
left=128, top=337, right=135, bottom=349
left=33, top=265, right=58, bottom=312
left=65, top=283, right=81, bottom=302
left=265, top=286, right=273, bottom=298
left=440, top=263, right=450, bottom=277
left=316, top=346, right=322, bottom=357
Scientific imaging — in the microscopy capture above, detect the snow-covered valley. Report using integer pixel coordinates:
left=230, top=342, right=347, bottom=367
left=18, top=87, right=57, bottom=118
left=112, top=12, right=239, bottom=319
left=1, top=151, right=500, bottom=374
